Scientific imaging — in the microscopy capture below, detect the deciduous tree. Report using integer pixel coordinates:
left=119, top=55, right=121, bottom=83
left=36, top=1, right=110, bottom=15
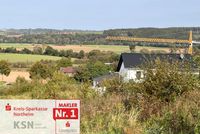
left=29, top=61, right=53, bottom=79
left=0, top=60, right=11, bottom=81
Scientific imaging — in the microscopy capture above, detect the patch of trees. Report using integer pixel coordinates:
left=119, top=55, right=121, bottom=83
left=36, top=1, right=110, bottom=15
left=28, top=56, right=115, bottom=82
left=0, top=33, right=107, bottom=45
left=74, top=61, right=113, bottom=82
left=104, top=27, right=200, bottom=39
left=87, top=50, right=119, bottom=63
left=56, top=58, right=72, bottom=69
left=29, top=62, right=53, bottom=79
left=2, top=29, right=102, bottom=35
left=29, top=60, right=57, bottom=79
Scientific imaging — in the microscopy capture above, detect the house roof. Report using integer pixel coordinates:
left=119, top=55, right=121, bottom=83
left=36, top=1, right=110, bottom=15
left=60, top=67, right=76, bottom=73
left=117, top=53, right=193, bottom=71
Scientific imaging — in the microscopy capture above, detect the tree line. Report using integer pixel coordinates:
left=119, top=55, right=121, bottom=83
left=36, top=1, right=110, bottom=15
left=0, top=46, right=119, bottom=63
left=1, top=27, right=200, bottom=46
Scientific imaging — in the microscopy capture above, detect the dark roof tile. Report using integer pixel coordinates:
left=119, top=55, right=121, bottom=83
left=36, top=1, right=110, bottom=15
left=117, top=53, right=193, bottom=71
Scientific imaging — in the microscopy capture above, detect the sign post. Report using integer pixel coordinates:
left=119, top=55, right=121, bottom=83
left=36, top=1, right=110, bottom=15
left=0, top=100, right=80, bottom=134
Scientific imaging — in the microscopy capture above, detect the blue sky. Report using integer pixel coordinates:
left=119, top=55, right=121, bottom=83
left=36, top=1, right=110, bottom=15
left=0, top=0, right=199, bottom=30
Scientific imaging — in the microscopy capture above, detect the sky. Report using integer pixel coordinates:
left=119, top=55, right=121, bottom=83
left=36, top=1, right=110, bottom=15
left=0, top=0, right=199, bottom=30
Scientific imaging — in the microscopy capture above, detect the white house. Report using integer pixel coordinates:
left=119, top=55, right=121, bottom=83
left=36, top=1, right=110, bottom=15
left=117, top=53, right=194, bottom=82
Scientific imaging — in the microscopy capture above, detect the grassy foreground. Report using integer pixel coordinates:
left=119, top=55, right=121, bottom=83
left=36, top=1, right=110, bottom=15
left=0, top=53, right=61, bottom=63
left=0, top=60, right=200, bottom=133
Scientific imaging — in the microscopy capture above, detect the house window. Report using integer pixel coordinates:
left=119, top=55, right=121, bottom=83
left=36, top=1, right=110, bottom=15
left=136, top=71, right=141, bottom=80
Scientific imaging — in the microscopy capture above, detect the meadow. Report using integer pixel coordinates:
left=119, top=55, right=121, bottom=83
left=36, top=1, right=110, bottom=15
left=0, top=43, right=33, bottom=49
left=0, top=53, right=61, bottom=63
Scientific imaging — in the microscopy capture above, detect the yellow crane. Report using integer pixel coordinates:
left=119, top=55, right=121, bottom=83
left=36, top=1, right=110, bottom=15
left=106, top=31, right=194, bottom=54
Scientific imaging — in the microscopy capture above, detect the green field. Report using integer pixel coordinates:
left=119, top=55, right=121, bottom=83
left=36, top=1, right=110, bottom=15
left=0, top=53, right=61, bottom=63
left=0, top=43, right=32, bottom=49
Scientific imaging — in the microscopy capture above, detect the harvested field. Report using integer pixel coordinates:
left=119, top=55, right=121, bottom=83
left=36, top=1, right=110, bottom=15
left=50, top=45, right=130, bottom=53
left=1, top=70, right=30, bottom=83
left=0, top=43, right=179, bottom=54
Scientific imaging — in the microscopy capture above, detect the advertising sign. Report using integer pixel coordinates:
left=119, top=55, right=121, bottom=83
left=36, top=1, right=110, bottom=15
left=0, top=100, right=80, bottom=134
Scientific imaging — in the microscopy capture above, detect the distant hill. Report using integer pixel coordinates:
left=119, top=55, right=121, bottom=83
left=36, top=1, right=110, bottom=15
left=0, top=27, right=200, bottom=45
left=0, top=28, right=103, bottom=35
left=104, top=27, right=200, bottom=40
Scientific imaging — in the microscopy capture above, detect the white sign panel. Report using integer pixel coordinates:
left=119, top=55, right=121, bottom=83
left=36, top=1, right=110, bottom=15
left=0, top=100, right=80, bottom=134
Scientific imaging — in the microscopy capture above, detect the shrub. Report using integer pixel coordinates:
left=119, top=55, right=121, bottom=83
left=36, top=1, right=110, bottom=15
left=3, top=77, right=37, bottom=95
left=145, top=89, right=200, bottom=134
left=29, top=61, right=55, bottom=79
left=140, top=59, right=197, bottom=102
left=81, top=94, right=143, bottom=134
left=195, top=121, right=200, bottom=134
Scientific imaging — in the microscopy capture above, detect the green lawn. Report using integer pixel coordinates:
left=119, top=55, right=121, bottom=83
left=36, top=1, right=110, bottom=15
left=0, top=53, right=61, bottom=63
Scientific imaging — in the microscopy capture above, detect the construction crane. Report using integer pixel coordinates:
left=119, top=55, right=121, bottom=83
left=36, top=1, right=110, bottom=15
left=106, top=31, right=200, bottom=55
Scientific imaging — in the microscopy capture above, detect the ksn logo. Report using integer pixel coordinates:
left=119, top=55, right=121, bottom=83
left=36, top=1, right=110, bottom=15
left=53, top=108, right=78, bottom=120
left=5, top=103, right=11, bottom=111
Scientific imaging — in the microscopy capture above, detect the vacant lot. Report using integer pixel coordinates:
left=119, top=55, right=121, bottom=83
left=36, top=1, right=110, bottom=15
left=0, top=53, right=61, bottom=63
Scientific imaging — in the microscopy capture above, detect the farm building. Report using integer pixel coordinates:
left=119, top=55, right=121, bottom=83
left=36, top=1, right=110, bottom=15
left=60, top=67, right=76, bottom=77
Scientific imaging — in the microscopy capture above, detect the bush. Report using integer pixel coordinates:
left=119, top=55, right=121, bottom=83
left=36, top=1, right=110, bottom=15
left=145, top=89, right=200, bottom=134
left=29, top=61, right=55, bottom=79
left=11, top=62, right=29, bottom=68
left=146, top=111, right=195, bottom=134
left=81, top=94, right=143, bottom=134
left=140, top=59, right=197, bottom=102
left=56, top=58, right=72, bottom=69
left=195, top=121, right=200, bottom=134
left=2, top=77, right=36, bottom=95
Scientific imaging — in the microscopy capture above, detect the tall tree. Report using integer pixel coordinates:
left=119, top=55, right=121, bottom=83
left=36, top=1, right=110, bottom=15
left=29, top=62, right=53, bottom=79
left=57, top=58, right=72, bottom=69
left=44, top=46, right=58, bottom=56
left=0, top=60, right=11, bottom=81
left=78, top=50, right=85, bottom=59
left=129, top=45, right=136, bottom=53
